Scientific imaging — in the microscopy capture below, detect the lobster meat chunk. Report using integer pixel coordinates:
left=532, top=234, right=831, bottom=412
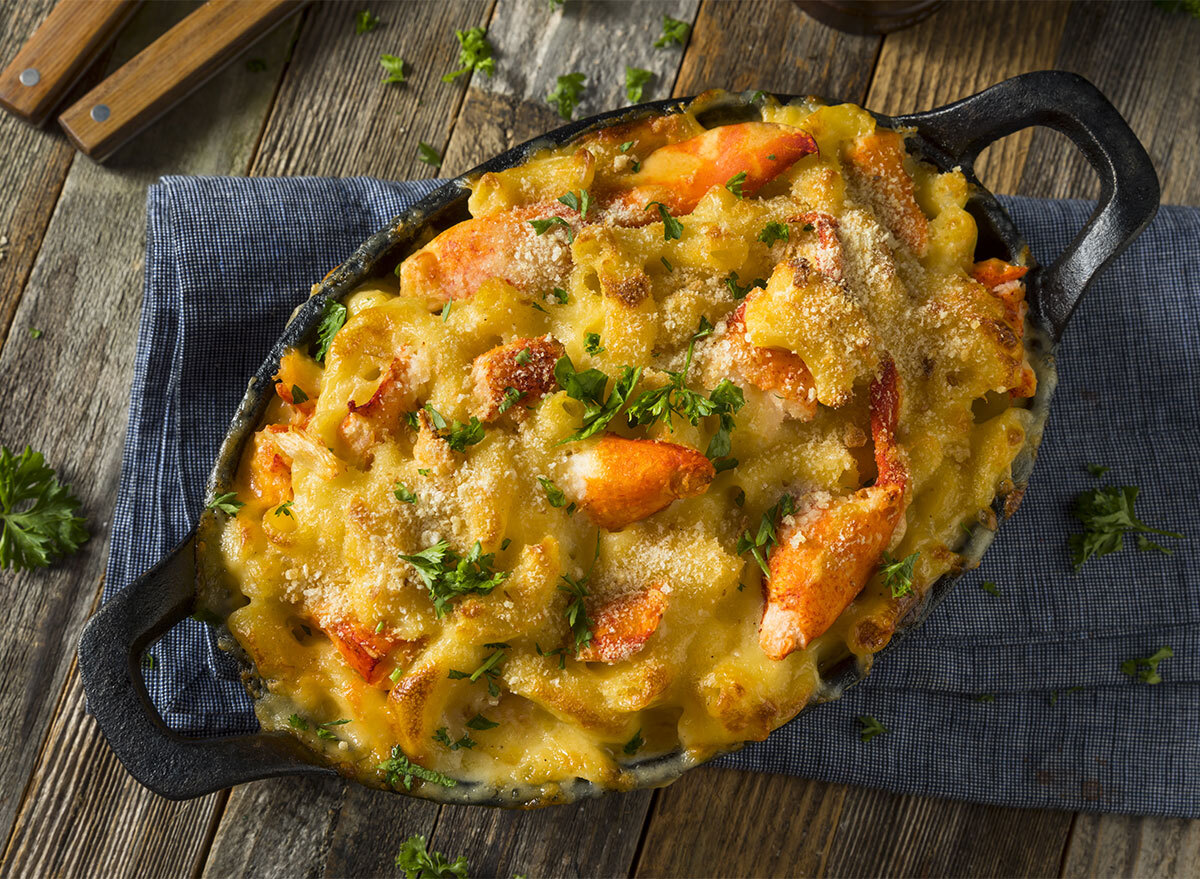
left=471, top=336, right=565, bottom=422
left=577, top=585, right=669, bottom=664
left=843, top=129, right=929, bottom=257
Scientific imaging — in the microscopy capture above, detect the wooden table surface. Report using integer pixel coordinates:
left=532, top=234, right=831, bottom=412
left=0, top=1, right=1197, bottom=877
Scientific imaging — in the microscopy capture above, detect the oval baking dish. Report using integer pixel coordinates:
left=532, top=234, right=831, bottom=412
left=79, top=70, right=1158, bottom=804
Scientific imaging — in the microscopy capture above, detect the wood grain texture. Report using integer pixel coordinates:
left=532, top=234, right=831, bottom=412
left=0, top=0, right=296, bottom=861
left=1018, top=0, right=1200, bottom=205
left=866, top=0, right=1071, bottom=196
left=1062, top=812, right=1200, bottom=879
left=673, top=0, right=880, bottom=102
left=440, top=0, right=698, bottom=175
left=635, top=768, right=846, bottom=878
left=251, top=0, right=491, bottom=179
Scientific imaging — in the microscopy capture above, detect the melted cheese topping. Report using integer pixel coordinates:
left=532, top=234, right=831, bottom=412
left=199, top=98, right=1036, bottom=804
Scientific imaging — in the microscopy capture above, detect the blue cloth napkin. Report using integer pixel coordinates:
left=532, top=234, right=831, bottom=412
left=104, top=176, right=1200, bottom=817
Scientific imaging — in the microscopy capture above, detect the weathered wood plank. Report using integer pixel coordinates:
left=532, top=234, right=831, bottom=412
left=1018, top=0, right=1200, bottom=205
left=1061, top=812, right=1200, bottom=879
left=441, top=0, right=699, bottom=175
left=865, top=0, right=1071, bottom=196
left=673, top=0, right=881, bottom=101
left=0, top=0, right=297, bottom=864
left=251, top=0, right=491, bottom=179
left=635, top=768, right=846, bottom=878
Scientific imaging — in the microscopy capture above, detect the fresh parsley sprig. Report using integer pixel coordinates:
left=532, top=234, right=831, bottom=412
left=0, top=446, right=88, bottom=571
left=1121, top=646, right=1173, bottom=684
left=206, top=491, right=244, bottom=516
left=644, top=201, right=683, bottom=240
left=547, top=72, right=586, bottom=120
left=653, top=15, right=690, bottom=48
left=737, top=493, right=796, bottom=577
left=725, top=171, right=747, bottom=198
left=400, top=540, right=508, bottom=617
left=314, top=298, right=347, bottom=363
left=758, top=221, right=790, bottom=247
left=554, top=357, right=642, bottom=442
left=395, top=835, right=469, bottom=879
left=355, top=10, right=380, bottom=34
left=1069, top=485, right=1182, bottom=569
left=379, top=54, right=406, bottom=84
left=857, top=715, right=888, bottom=742
left=443, top=27, right=494, bottom=82
left=380, top=747, right=457, bottom=790
left=417, top=142, right=442, bottom=167
left=625, top=66, right=653, bottom=103
left=529, top=215, right=575, bottom=243
left=422, top=404, right=485, bottom=452
left=623, top=729, right=645, bottom=755
left=558, top=536, right=600, bottom=656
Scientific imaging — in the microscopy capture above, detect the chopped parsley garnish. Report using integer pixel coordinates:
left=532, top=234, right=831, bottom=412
left=1121, top=646, right=1173, bottom=685
left=433, top=727, right=475, bottom=751
left=554, top=357, right=642, bottom=441
left=0, top=446, right=88, bottom=571
left=644, top=200, right=683, bottom=239
left=653, top=15, right=690, bottom=48
left=857, top=715, right=888, bottom=742
left=289, top=384, right=309, bottom=404
left=417, top=467, right=430, bottom=476
left=375, top=620, right=385, bottom=633
left=28, top=328, right=43, bottom=339
left=1069, top=485, right=1182, bottom=569
left=206, top=491, right=244, bottom=516
left=497, top=386, right=522, bottom=414
left=465, top=713, right=499, bottom=731
left=557, top=535, right=600, bottom=655
left=314, top=299, right=347, bottom=363
left=287, top=714, right=308, bottom=730
left=660, top=256, right=673, bottom=272
left=558, top=189, right=591, bottom=219
left=514, top=347, right=532, bottom=365
left=394, top=482, right=417, bottom=504
left=724, top=271, right=767, bottom=300
left=400, top=540, right=508, bottom=617
left=316, top=718, right=350, bottom=740
left=395, top=835, right=469, bottom=879
left=529, top=215, right=575, bottom=243
left=880, top=551, right=919, bottom=597
left=440, top=300, right=452, bottom=322
left=547, top=72, right=586, bottom=120
left=981, top=580, right=1000, bottom=596
left=448, top=643, right=509, bottom=697
left=704, top=379, right=745, bottom=467
left=757, top=221, right=790, bottom=247
left=274, top=500, right=294, bottom=518
left=584, top=332, right=605, bottom=355
left=417, top=142, right=442, bottom=167
left=623, top=729, right=645, bottom=755
left=618, top=141, right=634, bottom=152
left=737, top=493, right=796, bottom=577
left=422, top=404, right=485, bottom=452
left=500, top=538, right=512, bottom=550
left=355, top=10, right=380, bottom=34
left=625, top=66, right=653, bottom=102
left=442, top=26, right=494, bottom=82
left=379, top=53, right=406, bottom=83
left=380, top=747, right=457, bottom=790
left=734, top=489, right=745, bottom=507
left=725, top=171, right=747, bottom=198
left=538, top=476, right=567, bottom=508
left=1087, top=463, right=1110, bottom=477
left=549, top=287, right=569, bottom=304
left=749, top=89, right=768, bottom=103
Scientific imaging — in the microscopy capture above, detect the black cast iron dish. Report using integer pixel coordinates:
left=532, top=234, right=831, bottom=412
left=79, top=71, right=1159, bottom=803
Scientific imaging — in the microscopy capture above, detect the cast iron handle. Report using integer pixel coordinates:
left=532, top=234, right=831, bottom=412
left=892, top=70, right=1159, bottom=340
left=77, top=533, right=333, bottom=799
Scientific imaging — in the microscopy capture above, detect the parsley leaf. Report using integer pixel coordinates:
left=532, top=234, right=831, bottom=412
left=287, top=714, right=308, bottom=730
left=315, top=718, right=350, bottom=741
left=548, top=287, right=569, bottom=305
left=704, top=379, right=745, bottom=465
left=497, top=386, right=522, bottom=414
left=879, top=551, right=919, bottom=597
left=724, top=271, right=767, bottom=300
left=465, top=713, right=499, bottom=730
left=558, top=189, right=591, bottom=219
left=737, top=493, right=797, bottom=577
left=448, top=643, right=509, bottom=697
left=554, top=357, right=642, bottom=441
left=379, top=54, right=407, bottom=84
left=644, top=201, right=683, bottom=240
left=547, top=72, right=586, bottom=120
left=381, top=748, right=457, bottom=791
left=625, top=318, right=729, bottom=436
left=274, top=500, right=294, bottom=518
left=289, top=384, right=309, bottom=404
left=758, top=221, right=789, bottom=247
left=1087, top=463, right=1110, bottom=477
left=1069, top=485, right=1182, bottom=569
left=1121, top=646, right=1173, bottom=684
left=653, top=15, right=690, bottom=48
left=314, top=299, right=347, bottom=363
left=981, top=579, right=1000, bottom=596
left=529, top=215, right=575, bottom=243
left=400, top=540, right=508, bottom=617
left=725, top=171, right=747, bottom=198
left=355, top=10, right=380, bottom=34
left=394, top=482, right=417, bottom=504
left=422, top=404, right=485, bottom=452
left=0, top=446, right=88, bottom=571
left=584, top=332, right=605, bottom=355
left=206, top=491, right=244, bottom=516
left=619, top=141, right=634, bottom=152
left=395, top=834, right=469, bottom=879
left=857, top=715, right=888, bottom=742
left=28, top=328, right=43, bottom=339
left=623, top=729, right=645, bottom=755
left=432, top=727, right=475, bottom=751
left=417, top=142, right=442, bottom=167
left=538, top=476, right=567, bottom=508
left=625, top=66, right=653, bottom=103
left=442, top=26, right=494, bottom=82
left=515, top=347, right=532, bottom=365
left=660, top=256, right=673, bottom=273
left=560, top=570, right=594, bottom=655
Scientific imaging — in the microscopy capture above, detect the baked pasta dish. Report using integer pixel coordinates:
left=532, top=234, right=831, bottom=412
left=198, top=94, right=1037, bottom=803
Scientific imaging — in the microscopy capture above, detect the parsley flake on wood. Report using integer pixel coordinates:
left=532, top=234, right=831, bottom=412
left=623, top=729, right=645, bottom=755
left=381, top=747, right=457, bottom=790
left=314, top=298, right=347, bottom=363
left=400, top=540, right=508, bottom=617
left=538, top=476, right=567, bottom=508
left=724, top=271, right=767, bottom=299
left=0, top=446, right=88, bottom=571
left=394, top=482, right=417, bottom=504
left=443, top=26, right=494, bottom=82
left=857, top=715, right=888, bottom=742
left=880, top=551, right=919, bottom=597
left=644, top=201, right=683, bottom=239
left=1121, top=646, right=1173, bottom=684
left=28, top=327, right=43, bottom=339
left=355, top=10, right=380, bottom=34
left=757, top=221, right=789, bottom=247
left=395, top=834, right=469, bottom=879
left=206, top=491, right=244, bottom=516
left=379, top=54, right=407, bottom=84
left=737, top=493, right=796, bottom=577
left=1069, top=485, right=1182, bottom=569
left=554, top=356, right=642, bottom=441
left=529, top=215, right=575, bottom=243
left=653, top=15, right=690, bottom=48
left=547, top=72, right=586, bottom=120
left=417, top=142, right=442, bottom=167
left=625, top=66, right=653, bottom=103
left=725, top=171, right=747, bottom=198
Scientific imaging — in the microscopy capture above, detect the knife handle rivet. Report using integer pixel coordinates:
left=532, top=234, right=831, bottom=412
left=19, top=68, right=40, bottom=87
left=91, top=104, right=111, bottom=122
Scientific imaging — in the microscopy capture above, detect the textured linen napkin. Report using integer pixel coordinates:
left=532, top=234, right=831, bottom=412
left=103, top=176, right=1200, bottom=817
